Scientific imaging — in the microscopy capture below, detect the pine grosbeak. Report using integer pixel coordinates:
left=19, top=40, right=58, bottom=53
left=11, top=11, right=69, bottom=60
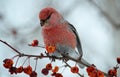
left=39, top=7, right=90, bottom=68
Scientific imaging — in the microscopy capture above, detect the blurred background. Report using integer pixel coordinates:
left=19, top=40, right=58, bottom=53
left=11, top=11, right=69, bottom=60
left=0, top=0, right=120, bottom=77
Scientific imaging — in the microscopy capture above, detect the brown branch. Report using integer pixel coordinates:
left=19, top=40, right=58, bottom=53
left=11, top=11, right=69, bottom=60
left=28, top=44, right=45, bottom=48
left=0, top=39, right=108, bottom=76
left=57, top=50, right=90, bottom=67
left=0, top=40, right=21, bottom=54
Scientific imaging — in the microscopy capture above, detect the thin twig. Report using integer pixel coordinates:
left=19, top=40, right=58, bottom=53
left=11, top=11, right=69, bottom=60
left=0, top=40, right=21, bottom=54
left=14, top=57, right=20, bottom=67
left=34, top=58, right=38, bottom=71
left=28, top=44, right=45, bottom=48
left=22, top=57, right=30, bottom=66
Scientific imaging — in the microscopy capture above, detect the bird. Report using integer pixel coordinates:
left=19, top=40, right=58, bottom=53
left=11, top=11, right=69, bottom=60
left=39, top=7, right=90, bottom=68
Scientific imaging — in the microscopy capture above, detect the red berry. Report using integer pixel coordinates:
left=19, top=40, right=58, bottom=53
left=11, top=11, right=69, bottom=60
left=31, top=40, right=39, bottom=46
left=41, top=68, right=49, bottom=75
left=86, top=65, right=96, bottom=76
left=108, top=68, right=117, bottom=76
left=97, top=70, right=104, bottom=77
left=86, top=65, right=104, bottom=77
left=30, top=71, right=37, bottom=77
left=71, top=66, right=79, bottom=73
left=24, top=65, right=32, bottom=75
left=117, top=57, right=120, bottom=64
left=55, top=73, right=63, bottom=77
left=46, top=45, right=56, bottom=53
left=46, top=63, right=52, bottom=70
left=3, top=59, right=14, bottom=69
left=52, top=66, right=59, bottom=73
left=89, top=70, right=97, bottom=77
left=16, top=66, right=23, bottom=73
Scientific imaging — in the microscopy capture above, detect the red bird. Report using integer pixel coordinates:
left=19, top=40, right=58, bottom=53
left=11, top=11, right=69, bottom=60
left=39, top=7, right=90, bottom=68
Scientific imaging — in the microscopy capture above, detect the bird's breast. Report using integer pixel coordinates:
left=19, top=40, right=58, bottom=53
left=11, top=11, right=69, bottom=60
left=42, top=25, right=76, bottom=48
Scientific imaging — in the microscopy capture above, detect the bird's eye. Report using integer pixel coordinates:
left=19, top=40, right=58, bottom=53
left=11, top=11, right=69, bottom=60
left=40, top=13, right=52, bottom=26
left=40, top=20, right=45, bottom=26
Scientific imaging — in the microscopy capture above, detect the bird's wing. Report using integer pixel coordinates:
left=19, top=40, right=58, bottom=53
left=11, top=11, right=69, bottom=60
left=68, top=23, right=83, bottom=58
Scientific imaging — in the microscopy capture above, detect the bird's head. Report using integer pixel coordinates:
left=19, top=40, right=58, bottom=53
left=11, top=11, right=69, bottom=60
left=39, top=7, right=57, bottom=26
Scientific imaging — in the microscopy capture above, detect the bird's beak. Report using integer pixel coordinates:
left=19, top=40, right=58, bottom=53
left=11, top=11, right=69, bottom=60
left=40, top=20, right=45, bottom=26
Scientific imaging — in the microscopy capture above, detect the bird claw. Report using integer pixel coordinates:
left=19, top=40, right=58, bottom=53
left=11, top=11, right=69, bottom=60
left=49, top=56, right=56, bottom=62
left=62, top=57, right=69, bottom=62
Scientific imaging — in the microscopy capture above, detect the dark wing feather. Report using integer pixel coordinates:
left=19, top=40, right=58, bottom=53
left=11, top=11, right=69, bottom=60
left=68, top=23, right=83, bottom=58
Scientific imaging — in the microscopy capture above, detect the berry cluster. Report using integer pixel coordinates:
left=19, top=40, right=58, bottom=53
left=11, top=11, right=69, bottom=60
left=1, top=39, right=120, bottom=77
left=3, top=58, right=37, bottom=77
left=41, top=63, right=79, bottom=77
left=2, top=39, right=80, bottom=77
left=41, top=63, right=63, bottom=77
left=108, top=68, right=117, bottom=77
left=30, top=40, right=56, bottom=54
left=86, top=65, right=104, bottom=77
left=86, top=57, right=120, bottom=77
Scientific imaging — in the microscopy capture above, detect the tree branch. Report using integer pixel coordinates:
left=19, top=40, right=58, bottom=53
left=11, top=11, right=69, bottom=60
left=0, top=40, right=21, bottom=54
left=0, top=39, right=108, bottom=76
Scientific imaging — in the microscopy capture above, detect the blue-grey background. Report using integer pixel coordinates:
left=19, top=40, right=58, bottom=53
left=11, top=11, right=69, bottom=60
left=0, top=0, right=120, bottom=77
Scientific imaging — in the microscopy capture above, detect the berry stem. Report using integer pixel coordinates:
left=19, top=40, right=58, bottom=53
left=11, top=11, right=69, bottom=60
left=15, top=57, right=20, bottom=67
left=11, top=55, right=19, bottom=59
left=34, top=58, right=38, bottom=71
left=28, top=44, right=45, bottom=48
left=22, top=57, right=30, bottom=66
